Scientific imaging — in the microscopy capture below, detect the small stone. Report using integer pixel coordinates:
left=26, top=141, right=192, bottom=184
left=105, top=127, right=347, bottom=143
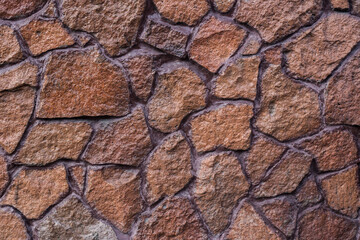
left=264, top=46, right=282, bottom=65
left=190, top=103, right=253, bottom=152
left=0, top=62, right=38, bottom=92
left=295, top=177, right=322, bottom=208
left=242, top=34, right=262, bottom=55
left=194, top=152, right=249, bottom=234
left=352, top=0, right=360, bottom=16
left=83, top=107, right=152, bottom=166
left=69, top=165, right=85, bottom=193
left=76, top=34, right=91, bottom=47
left=0, top=165, right=69, bottom=219
left=0, top=0, right=46, bottom=19
left=42, top=0, right=57, bottom=18
left=255, top=65, right=321, bottom=141
left=213, top=56, right=260, bottom=100
left=189, top=16, right=247, bottom=73
left=147, top=67, right=206, bottom=133
left=0, top=208, right=28, bottom=240
left=213, top=0, right=236, bottom=13
left=0, top=25, right=22, bottom=65
left=331, top=0, right=349, bottom=9
left=0, top=156, right=8, bottom=194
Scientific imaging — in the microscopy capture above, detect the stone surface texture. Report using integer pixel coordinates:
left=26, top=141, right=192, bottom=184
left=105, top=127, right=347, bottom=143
left=0, top=61, right=38, bottom=91
left=0, top=208, right=28, bottom=240
left=0, top=0, right=46, bottom=19
left=0, top=25, right=23, bottom=65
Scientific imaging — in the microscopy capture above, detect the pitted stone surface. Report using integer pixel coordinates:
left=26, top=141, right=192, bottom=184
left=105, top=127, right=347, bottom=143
left=295, top=177, right=322, bottom=208
left=0, top=156, right=8, bottom=195
left=213, top=0, right=236, bottom=13
left=0, top=0, right=46, bottom=19
left=0, top=25, right=22, bottom=65
left=0, top=208, right=28, bottom=240
left=0, top=62, right=37, bottom=91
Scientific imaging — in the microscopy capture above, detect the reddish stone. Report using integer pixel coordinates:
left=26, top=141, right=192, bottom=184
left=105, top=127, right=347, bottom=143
left=69, top=165, right=85, bottom=193
left=0, top=61, right=38, bottom=92
left=0, top=25, right=22, bottom=65
left=0, top=0, right=46, bottom=19
left=213, top=0, right=236, bottom=12
left=0, top=156, right=8, bottom=195
left=295, top=177, right=322, bottom=208
left=352, top=0, right=360, bottom=16
left=264, top=46, right=282, bottom=65
left=0, top=208, right=28, bottom=240
left=330, top=0, right=349, bottom=9
left=242, top=34, right=262, bottom=55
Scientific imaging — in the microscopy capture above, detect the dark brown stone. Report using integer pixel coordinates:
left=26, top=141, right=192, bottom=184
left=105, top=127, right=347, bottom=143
left=295, top=177, right=322, bottom=208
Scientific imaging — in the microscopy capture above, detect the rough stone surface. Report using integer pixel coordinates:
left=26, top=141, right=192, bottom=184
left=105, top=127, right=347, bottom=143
left=69, top=165, right=85, bottom=193
left=242, top=34, right=262, bottom=55
left=0, top=25, right=22, bottom=65
left=0, top=208, right=28, bottom=240
left=213, top=0, right=236, bottom=12
left=352, top=0, right=360, bottom=16
left=0, top=0, right=46, bottom=19
left=295, top=177, right=322, bottom=208
left=264, top=46, right=282, bottom=65
left=42, top=0, right=57, bottom=18
left=0, top=156, right=8, bottom=194
left=0, top=62, right=38, bottom=91
left=331, top=0, right=349, bottom=9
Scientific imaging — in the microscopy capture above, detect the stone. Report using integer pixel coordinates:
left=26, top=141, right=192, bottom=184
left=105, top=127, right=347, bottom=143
left=0, top=208, right=28, bottom=240
left=0, top=25, right=22, bottom=65
left=14, top=122, right=92, bottom=166
left=85, top=167, right=142, bottom=233
left=189, top=16, right=247, bottom=73
left=20, top=20, right=75, bottom=56
left=213, top=0, right=236, bottom=13
left=0, top=87, right=35, bottom=154
left=83, top=107, right=152, bottom=166
left=298, top=130, right=358, bottom=172
left=134, top=197, right=207, bottom=240
left=42, top=0, right=57, bottom=18
left=69, top=165, right=85, bottom=193
left=285, top=13, right=360, bottom=81
left=0, top=0, right=46, bottom=19
left=153, top=0, right=209, bottom=26
left=242, top=34, right=262, bottom=55
left=0, top=165, right=69, bottom=219
left=213, top=56, right=260, bottom=100
left=331, top=0, right=349, bottom=9
left=190, top=103, right=253, bottom=152
left=235, top=0, right=321, bottom=43
left=76, top=34, right=91, bottom=47
left=295, top=177, right=322, bottom=208
left=0, top=156, right=8, bottom=194
left=62, top=0, right=145, bottom=56
left=352, top=0, right=360, bottom=15
left=194, top=152, right=249, bottom=234
left=147, top=67, right=206, bottom=133
left=146, top=132, right=192, bottom=204
left=0, top=62, right=38, bottom=91
left=264, top=46, right=282, bottom=65
left=37, top=49, right=130, bottom=118
left=254, top=151, right=312, bottom=198
left=255, top=65, right=321, bottom=141
left=33, top=195, right=117, bottom=240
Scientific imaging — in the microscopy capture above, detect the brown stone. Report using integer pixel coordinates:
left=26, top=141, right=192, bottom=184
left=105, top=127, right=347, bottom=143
left=85, top=167, right=142, bottom=233
left=153, top=0, right=209, bottom=26
left=190, top=103, right=253, bottom=152
left=146, top=132, right=192, bottom=204
left=255, top=65, right=321, bottom=141
left=194, top=152, right=249, bottom=234
left=0, top=62, right=38, bottom=92
left=147, top=67, right=206, bottom=133
left=69, top=165, right=85, bottom=193
left=83, top=107, right=152, bottom=166
left=134, top=197, right=207, bottom=240
left=331, top=0, right=349, bottom=9
left=62, top=0, right=145, bottom=56
left=14, top=122, right=92, bottom=166
left=0, top=25, right=22, bottom=65
left=235, top=0, right=321, bottom=43
left=189, top=16, right=247, bottom=73
left=213, top=0, right=236, bottom=12
left=352, top=0, right=360, bottom=16
left=0, top=208, right=28, bottom=240
left=37, top=49, right=130, bottom=118
left=76, top=34, right=91, bottom=47
left=0, top=165, right=69, bottom=219
left=0, top=0, right=46, bottom=19
left=242, top=34, right=262, bottom=55
left=295, top=177, right=322, bottom=208
left=285, top=13, right=360, bottom=81
left=20, top=20, right=74, bottom=56
left=0, top=156, right=8, bottom=194
left=42, top=0, right=57, bottom=18
left=213, top=56, right=260, bottom=100
left=264, top=46, right=282, bottom=65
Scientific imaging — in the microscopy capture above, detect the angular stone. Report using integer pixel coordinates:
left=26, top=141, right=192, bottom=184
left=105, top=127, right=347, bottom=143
left=264, top=46, right=282, bottom=65
left=352, top=0, right=360, bottom=16
left=146, top=132, right=192, bottom=204
left=194, top=152, right=249, bottom=234
left=134, top=197, right=207, bottom=240
left=37, top=49, right=130, bottom=118
left=0, top=62, right=38, bottom=91
left=83, top=107, right=152, bottom=166
left=0, top=208, right=28, bottom=240
left=34, top=195, right=117, bottom=240
left=295, top=177, right=322, bottom=208
left=85, top=167, right=142, bottom=233
left=69, top=165, right=85, bottom=193
left=189, top=16, right=247, bottom=73
left=235, top=0, right=321, bottom=43
left=42, top=0, right=57, bottom=18
left=62, top=0, right=145, bottom=56
left=255, top=65, right=321, bottom=141
left=190, top=103, right=253, bottom=152
left=285, top=13, right=360, bottom=81
left=0, top=25, right=22, bottom=65
left=0, top=156, right=8, bottom=194
left=76, top=34, right=91, bottom=47
left=213, top=0, right=236, bottom=12
left=213, top=56, right=260, bottom=100
left=0, top=165, right=68, bottom=219
left=20, top=20, right=74, bottom=56
left=147, top=67, right=206, bottom=133
left=0, top=0, right=46, bottom=19
left=331, top=0, right=349, bottom=8
left=242, top=34, right=262, bottom=55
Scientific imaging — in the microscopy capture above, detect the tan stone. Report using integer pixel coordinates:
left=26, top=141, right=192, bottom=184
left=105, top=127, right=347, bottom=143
left=69, top=165, right=85, bottom=193
left=264, top=46, right=282, bottom=65
left=242, top=34, right=262, bottom=55
left=37, top=49, right=130, bottom=118
left=190, top=103, right=253, bottom=152
left=0, top=156, right=8, bottom=194
left=0, top=62, right=38, bottom=91
left=189, top=16, right=247, bottom=73
left=255, top=65, right=321, bottom=141
left=0, top=0, right=46, bottom=19
left=147, top=67, right=206, bottom=133
left=0, top=208, right=28, bottom=240
left=0, top=25, right=22, bottom=65
left=42, top=0, right=57, bottom=18
left=331, top=0, right=349, bottom=9
left=295, top=177, right=322, bottom=208
left=213, top=0, right=236, bottom=12
left=194, top=152, right=249, bottom=234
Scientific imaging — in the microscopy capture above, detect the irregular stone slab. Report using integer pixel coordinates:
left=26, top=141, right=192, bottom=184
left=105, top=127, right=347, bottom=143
left=0, top=0, right=46, bottom=19
left=194, top=152, right=249, bottom=234
left=255, top=65, right=321, bottom=141
left=213, top=0, right=236, bottom=12
left=147, top=67, right=206, bottom=133
left=295, top=177, right=322, bottom=208
left=69, top=165, right=85, bottom=193
left=0, top=156, right=8, bottom=194
left=61, top=0, right=145, bottom=56
left=0, top=208, right=28, bottom=240
left=331, top=0, right=349, bottom=9
left=0, top=62, right=38, bottom=91
left=83, top=107, right=152, bottom=166
left=190, top=103, right=253, bottom=152
left=0, top=25, right=22, bottom=65
left=42, top=0, right=57, bottom=18
left=242, top=34, right=262, bottom=55
left=0, top=165, right=68, bottom=219
left=189, top=16, right=246, bottom=73
left=37, top=49, right=130, bottom=118
left=285, top=13, right=360, bottom=81
left=264, top=46, right=282, bottom=65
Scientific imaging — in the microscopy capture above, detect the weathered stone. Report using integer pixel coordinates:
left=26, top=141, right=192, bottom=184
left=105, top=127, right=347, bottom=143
left=83, top=107, right=152, bottom=166
left=0, top=87, right=35, bottom=154
left=0, top=156, right=8, bottom=194
left=242, top=34, right=262, bottom=55
left=0, top=208, right=28, bottom=240
left=85, top=167, right=142, bottom=233
left=76, top=34, right=91, bottom=47
left=264, top=46, right=282, bottom=65
left=331, top=0, right=349, bottom=9
left=0, top=62, right=38, bottom=92
left=20, top=20, right=74, bottom=56
left=69, top=165, right=85, bottom=193
left=42, top=0, right=57, bottom=18
left=37, top=49, right=130, bottom=118
left=0, top=0, right=46, bottom=19
left=194, top=152, right=249, bottom=234
left=0, top=25, right=22, bottom=65
left=153, top=0, right=209, bottom=26
left=295, top=177, right=322, bottom=208
left=146, top=132, right=192, bottom=204
left=255, top=65, right=321, bottom=141
left=352, top=0, right=360, bottom=16
left=189, top=16, right=247, bottom=73
left=285, top=13, right=360, bottom=81
left=147, top=67, right=206, bottom=133
left=34, top=195, right=117, bottom=240
left=190, top=103, right=253, bottom=152
left=235, top=0, right=321, bottom=43
left=213, top=56, right=260, bottom=100
left=213, top=0, right=236, bottom=12
left=134, top=197, right=207, bottom=240
left=62, top=0, right=145, bottom=56
left=0, top=165, right=69, bottom=219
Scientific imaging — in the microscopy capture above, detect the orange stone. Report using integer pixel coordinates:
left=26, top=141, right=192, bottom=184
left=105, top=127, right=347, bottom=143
left=0, top=61, right=38, bottom=92
left=0, top=25, right=22, bottom=65
left=0, top=208, right=28, bottom=240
